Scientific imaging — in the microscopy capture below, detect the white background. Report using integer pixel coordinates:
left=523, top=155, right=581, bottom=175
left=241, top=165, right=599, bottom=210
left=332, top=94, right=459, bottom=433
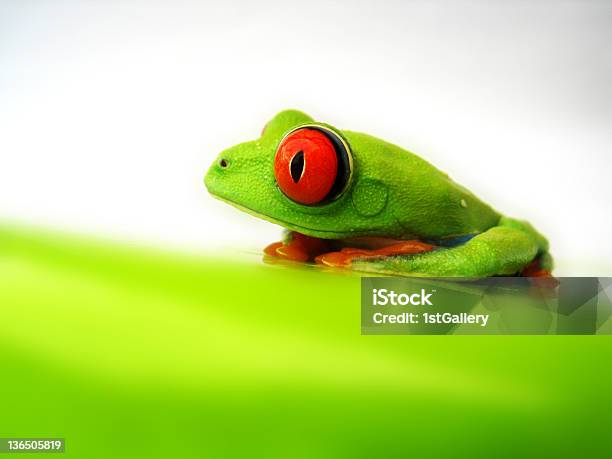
left=1, top=0, right=611, bottom=275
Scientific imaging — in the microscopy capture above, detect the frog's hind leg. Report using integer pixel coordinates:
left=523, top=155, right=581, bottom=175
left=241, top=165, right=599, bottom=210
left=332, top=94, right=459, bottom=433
left=264, top=231, right=332, bottom=262
left=347, top=218, right=551, bottom=278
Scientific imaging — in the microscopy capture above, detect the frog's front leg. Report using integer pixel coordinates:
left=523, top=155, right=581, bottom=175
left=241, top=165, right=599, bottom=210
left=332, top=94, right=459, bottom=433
left=264, top=231, right=332, bottom=262
left=265, top=232, right=436, bottom=265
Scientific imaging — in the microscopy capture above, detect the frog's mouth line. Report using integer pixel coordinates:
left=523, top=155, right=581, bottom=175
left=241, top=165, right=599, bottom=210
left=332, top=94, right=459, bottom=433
left=209, top=193, right=363, bottom=237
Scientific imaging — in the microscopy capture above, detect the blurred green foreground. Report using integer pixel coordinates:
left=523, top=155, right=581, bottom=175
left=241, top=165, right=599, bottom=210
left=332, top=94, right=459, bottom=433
left=1, top=224, right=611, bottom=458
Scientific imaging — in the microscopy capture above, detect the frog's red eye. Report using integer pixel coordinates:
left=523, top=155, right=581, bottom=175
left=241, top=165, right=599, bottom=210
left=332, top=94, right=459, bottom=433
left=274, top=127, right=351, bottom=205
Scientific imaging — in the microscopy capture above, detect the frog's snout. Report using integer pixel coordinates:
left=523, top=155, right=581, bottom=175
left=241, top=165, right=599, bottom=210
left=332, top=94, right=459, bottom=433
left=205, top=152, right=231, bottom=197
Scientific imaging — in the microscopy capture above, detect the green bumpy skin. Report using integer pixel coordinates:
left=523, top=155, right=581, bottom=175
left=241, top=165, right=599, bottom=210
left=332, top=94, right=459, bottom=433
left=205, top=109, right=551, bottom=277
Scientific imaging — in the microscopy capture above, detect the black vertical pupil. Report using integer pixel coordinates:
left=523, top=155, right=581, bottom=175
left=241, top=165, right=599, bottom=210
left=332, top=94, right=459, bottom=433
left=290, top=151, right=305, bottom=183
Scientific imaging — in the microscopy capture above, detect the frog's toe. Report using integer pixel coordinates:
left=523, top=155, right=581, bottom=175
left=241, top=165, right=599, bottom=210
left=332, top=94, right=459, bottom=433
left=521, top=256, right=559, bottom=288
left=314, top=250, right=356, bottom=268
left=264, top=240, right=310, bottom=262
left=263, top=232, right=331, bottom=262
left=521, top=257, right=552, bottom=277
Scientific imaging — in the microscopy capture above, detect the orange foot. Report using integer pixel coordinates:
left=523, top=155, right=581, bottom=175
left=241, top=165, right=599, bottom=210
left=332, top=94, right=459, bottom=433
left=521, top=258, right=559, bottom=288
left=264, top=232, right=332, bottom=262
left=314, top=240, right=436, bottom=268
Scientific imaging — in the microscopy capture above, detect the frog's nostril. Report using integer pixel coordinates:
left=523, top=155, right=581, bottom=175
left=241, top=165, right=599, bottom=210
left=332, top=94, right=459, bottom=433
left=219, top=158, right=229, bottom=169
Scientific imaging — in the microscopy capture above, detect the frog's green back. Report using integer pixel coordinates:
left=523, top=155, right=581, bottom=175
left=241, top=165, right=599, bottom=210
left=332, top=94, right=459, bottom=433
left=341, top=130, right=501, bottom=239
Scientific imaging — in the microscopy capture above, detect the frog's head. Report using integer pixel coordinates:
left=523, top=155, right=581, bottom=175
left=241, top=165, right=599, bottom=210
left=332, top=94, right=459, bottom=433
left=204, top=110, right=390, bottom=239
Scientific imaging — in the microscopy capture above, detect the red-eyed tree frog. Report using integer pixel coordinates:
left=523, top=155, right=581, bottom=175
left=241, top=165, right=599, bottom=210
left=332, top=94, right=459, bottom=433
left=204, top=110, right=553, bottom=278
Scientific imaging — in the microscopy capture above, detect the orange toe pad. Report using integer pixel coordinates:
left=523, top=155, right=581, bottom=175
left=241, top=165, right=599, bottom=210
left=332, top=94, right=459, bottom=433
left=263, top=233, right=331, bottom=262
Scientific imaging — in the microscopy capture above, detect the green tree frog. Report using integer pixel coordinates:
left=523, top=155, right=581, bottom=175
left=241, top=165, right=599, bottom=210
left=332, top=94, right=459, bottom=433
left=205, top=110, right=552, bottom=278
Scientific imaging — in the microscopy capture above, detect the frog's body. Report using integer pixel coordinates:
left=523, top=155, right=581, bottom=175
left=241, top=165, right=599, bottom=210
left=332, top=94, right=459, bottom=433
left=205, top=110, right=552, bottom=277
